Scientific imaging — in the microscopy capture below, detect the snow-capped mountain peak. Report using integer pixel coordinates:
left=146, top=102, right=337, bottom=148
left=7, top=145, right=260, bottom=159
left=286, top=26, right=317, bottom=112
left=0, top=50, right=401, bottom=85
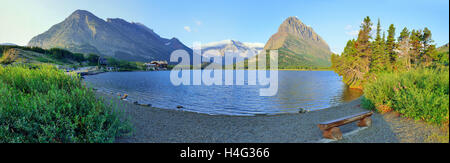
left=200, top=40, right=264, bottom=58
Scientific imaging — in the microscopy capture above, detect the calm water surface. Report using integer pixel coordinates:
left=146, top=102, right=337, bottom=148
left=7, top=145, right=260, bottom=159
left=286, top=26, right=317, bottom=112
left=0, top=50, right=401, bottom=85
left=84, top=70, right=362, bottom=116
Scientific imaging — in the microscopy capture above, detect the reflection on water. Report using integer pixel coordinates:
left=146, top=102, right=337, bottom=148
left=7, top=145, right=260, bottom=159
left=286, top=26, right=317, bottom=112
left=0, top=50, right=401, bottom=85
left=341, top=87, right=364, bottom=102
left=84, top=70, right=363, bottom=116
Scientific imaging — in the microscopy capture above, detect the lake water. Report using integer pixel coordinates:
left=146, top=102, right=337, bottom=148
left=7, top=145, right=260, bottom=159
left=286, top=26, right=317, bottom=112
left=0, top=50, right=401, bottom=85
left=84, top=70, right=363, bottom=116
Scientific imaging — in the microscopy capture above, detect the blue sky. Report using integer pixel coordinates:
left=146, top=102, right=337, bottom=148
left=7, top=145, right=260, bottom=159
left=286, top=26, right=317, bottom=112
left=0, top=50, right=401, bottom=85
left=0, top=0, right=448, bottom=53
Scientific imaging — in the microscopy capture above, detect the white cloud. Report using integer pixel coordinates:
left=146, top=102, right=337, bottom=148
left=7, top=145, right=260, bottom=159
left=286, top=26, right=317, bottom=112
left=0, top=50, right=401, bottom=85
left=344, top=25, right=352, bottom=30
left=195, top=20, right=202, bottom=26
left=243, top=42, right=265, bottom=48
left=331, top=48, right=342, bottom=55
left=344, top=25, right=359, bottom=37
left=346, top=30, right=359, bottom=36
left=184, top=26, right=191, bottom=32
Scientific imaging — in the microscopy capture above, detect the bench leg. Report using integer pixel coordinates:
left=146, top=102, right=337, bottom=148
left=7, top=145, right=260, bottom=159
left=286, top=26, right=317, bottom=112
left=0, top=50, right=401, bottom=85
left=357, top=117, right=372, bottom=127
left=323, top=127, right=343, bottom=140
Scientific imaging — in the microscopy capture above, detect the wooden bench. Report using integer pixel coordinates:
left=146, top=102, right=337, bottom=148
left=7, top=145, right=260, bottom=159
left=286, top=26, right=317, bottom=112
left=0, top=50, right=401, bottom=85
left=317, top=111, right=373, bottom=140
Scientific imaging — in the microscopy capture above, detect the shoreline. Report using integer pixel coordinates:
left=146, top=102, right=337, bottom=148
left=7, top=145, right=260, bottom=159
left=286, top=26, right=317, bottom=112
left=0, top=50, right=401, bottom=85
left=96, top=91, right=446, bottom=143
left=96, top=91, right=400, bottom=143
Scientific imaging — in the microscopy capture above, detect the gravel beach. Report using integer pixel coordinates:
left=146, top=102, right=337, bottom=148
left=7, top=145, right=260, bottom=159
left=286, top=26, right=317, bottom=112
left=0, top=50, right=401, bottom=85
left=97, top=92, right=444, bottom=143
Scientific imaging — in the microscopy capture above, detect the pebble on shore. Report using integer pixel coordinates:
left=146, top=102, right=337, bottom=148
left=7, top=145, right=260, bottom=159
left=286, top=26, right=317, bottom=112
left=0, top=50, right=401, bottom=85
left=120, top=94, right=128, bottom=100
left=298, top=108, right=309, bottom=114
left=133, top=101, right=152, bottom=107
left=140, top=103, right=152, bottom=107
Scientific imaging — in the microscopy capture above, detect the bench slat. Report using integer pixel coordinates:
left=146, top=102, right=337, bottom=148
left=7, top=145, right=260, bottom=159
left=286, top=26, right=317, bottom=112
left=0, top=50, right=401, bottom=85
left=318, top=111, right=373, bottom=131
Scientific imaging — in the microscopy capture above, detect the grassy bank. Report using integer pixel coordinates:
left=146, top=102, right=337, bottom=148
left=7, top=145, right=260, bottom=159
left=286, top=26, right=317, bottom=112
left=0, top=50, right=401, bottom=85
left=362, top=67, right=449, bottom=125
left=1, top=45, right=145, bottom=72
left=0, top=64, right=129, bottom=143
left=361, top=67, right=449, bottom=142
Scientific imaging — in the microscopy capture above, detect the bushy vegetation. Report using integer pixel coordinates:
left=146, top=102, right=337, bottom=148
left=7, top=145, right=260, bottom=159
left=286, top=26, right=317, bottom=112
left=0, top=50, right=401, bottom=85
left=0, top=64, right=129, bottom=143
left=434, top=44, right=449, bottom=66
left=105, top=57, right=143, bottom=71
left=362, top=67, right=449, bottom=125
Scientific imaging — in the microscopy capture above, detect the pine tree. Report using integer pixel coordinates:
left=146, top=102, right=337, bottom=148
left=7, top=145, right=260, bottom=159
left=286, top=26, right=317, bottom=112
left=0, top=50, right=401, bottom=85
left=421, top=28, right=435, bottom=65
left=335, top=16, right=373, bottom=88
left=371, top=19, right=388, bottom=72
left=332, top=39, right=365, bottom=87
left=409, top=29, right=422, bottom=67
left=399, top=27, right=409, bottom=42
left=331, top=17, right=443, bottom=89
left=386, top=24, right=397, bottom=62
left=356, top=16, right=373, bottom=57
left=375, top=19, right=382, bottom=44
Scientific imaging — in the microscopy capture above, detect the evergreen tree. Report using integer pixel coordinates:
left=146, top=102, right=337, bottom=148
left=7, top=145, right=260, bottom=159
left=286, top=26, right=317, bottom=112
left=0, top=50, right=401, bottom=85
left=332, top=39, right=366, bottom=87
left=409, top=29, right=422, bottom=67
left=356, top=16, right=373, bottom=57
left=333, top=16, right=373, bottom=88
left=399, top=27, right=409, bottom=42
left=375, top=19, right=382, bottom=44
left=371, top=19, right=388, bottom=72
left=386, top=24, right=397, bottom=62
left=331, top=17, right=444, bottom=90
left=420, top=28, right=435, bottom=65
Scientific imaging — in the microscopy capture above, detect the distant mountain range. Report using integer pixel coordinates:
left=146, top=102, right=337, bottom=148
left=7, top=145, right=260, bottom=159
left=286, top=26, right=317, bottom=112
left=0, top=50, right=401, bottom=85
left=28, top=10, right=192, bottom=62
left=263, top=16, right=332, bottom=68
left=199, top=40, right=264, bottom=65
left=0, top=43, right=18, bottom=46
left=201, top=39, right=263, bottom=59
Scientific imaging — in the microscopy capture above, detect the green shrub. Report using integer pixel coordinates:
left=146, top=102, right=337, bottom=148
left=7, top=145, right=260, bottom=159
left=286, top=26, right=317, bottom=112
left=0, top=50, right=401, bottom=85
left=0, top=64, right=129, bottom=143
left=363, top=68, right=449, bottom=125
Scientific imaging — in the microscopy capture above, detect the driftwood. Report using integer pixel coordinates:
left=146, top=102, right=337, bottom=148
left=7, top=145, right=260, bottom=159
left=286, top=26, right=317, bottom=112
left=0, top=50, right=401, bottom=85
left=318, top=111, right=373, bottom=140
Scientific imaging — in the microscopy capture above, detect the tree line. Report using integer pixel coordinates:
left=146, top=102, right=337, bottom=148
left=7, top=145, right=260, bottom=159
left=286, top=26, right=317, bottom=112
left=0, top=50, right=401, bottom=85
left=0, top=45, right=101, bottom=63
left=331, top=16, right=448, bottom=88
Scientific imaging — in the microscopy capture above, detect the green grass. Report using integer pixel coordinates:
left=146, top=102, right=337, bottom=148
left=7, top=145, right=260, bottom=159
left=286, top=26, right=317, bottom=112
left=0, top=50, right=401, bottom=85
left=0, top=64, right=129, bottom=143
left=362, top=67, right=449, bottom=126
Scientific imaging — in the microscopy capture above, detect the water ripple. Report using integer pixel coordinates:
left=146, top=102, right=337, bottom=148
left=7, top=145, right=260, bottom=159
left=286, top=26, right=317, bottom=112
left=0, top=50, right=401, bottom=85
left=85, top=70, right=363, bottom=116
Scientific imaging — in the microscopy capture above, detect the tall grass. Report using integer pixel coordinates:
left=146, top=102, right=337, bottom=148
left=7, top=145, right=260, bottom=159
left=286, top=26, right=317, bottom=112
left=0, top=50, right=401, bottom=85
left=362, top=67, right=449, bottom=126
left=0, top=64, right=129, bottom=143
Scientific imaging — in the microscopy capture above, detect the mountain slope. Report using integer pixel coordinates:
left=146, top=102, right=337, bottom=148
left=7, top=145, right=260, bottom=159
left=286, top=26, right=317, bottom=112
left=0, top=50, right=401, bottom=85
left=0, top=46, right=80, bottom=66
left=28, top=10, right=192, bottom=62
left=437, top=43, right=449, bottom=53
left=263, top=16, right=332, bottom=68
